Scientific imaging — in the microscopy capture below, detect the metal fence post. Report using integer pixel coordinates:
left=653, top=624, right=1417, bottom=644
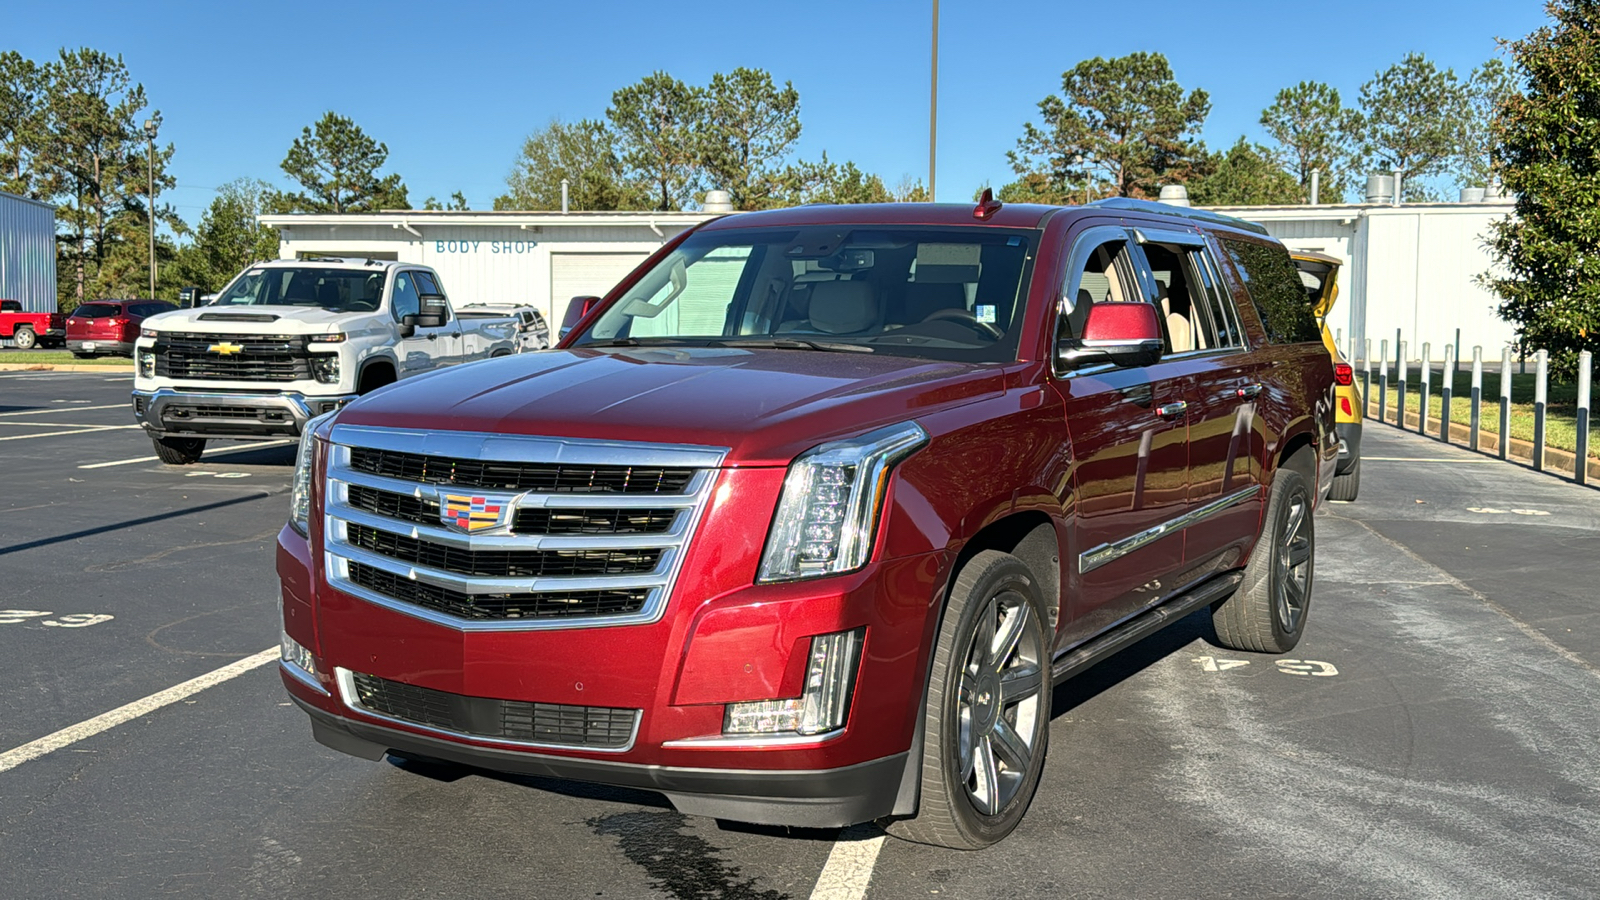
left=1398, top=341, right=1409, bottom=430
left=1533, top=349, right=1548, bottom=472
left=1379, top=339, right=1390, bottom=425
left=1363, top=338, right=1373, bottom=401
left=1453, top=327, right=1461, bottom=378
left=1470, top=346, right=1483, bottom=452
left=1420, top=342, right=1432, bottom=435
left=1576, top=351, right=1592, bottom=486
left=1499, top=345, right=1513, bottom=460
left=1441, top=343, right=1455, bottom=442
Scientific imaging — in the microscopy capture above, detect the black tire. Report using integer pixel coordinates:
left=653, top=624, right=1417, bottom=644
left=73, top=351, right=95, bottom=359
left=885, top=550, right=1050, bottom=849
left=152, top=436, right=206, bottom=465
left=1212, top=458, right=1315, bottom=653
left=13, top=326, right=36, bottom=350
left=1328, top=456, right=1360, bottom=502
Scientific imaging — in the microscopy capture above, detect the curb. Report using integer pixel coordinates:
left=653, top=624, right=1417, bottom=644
left=1370, top=400, right=1600, bottom=483
left=0, top=363, right=134, bottom=373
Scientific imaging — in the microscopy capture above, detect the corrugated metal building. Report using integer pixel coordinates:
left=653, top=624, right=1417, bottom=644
left=0, top=190, right=59, bottom=312
left=261, top=211, right=715, bottom=329
left=1208, top=200, right=1517, bottom=361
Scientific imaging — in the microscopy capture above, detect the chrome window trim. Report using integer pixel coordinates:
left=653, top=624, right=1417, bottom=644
left=322, top=427, right=728, bottom=631
left=1079, top=484, right=1260, bottom=574
left=335, top=668, right=640, bottom=754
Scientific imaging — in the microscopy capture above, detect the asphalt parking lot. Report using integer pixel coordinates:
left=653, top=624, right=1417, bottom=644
left=2, top=370, right=1597, bottom=899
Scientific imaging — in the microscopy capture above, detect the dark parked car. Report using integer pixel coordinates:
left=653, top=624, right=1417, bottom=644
left=66, top=300, right=177, bottom=357
left=278, top=196, right=1338, bottom=849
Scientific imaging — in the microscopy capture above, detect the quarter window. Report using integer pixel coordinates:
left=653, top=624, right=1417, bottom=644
left=1221, top=238, right=1321, bottom=344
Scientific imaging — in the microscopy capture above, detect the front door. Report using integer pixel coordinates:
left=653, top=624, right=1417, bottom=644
left=1050, top=225, right=1191, bottom=648
left=392, top=270, right=459, bottom=375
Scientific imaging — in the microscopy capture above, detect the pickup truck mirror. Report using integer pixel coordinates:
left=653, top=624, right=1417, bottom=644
left=414, top=293, right=448, bottom=329
left=559, top=295, right=603, bottom=340
left=1057, top=302, right=1165, bottom=371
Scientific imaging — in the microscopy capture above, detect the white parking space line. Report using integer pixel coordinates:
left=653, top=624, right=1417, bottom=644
left=1363, top=456, right=1500, bottom=463
left=77, top=439, right=296, bottom=469
left=809, top=826, right=887, bottom=900
left=0, top=648, right=277, bottom=775
left=0, top=404, right=125, bottom=417
left=0, top=425, right=140, bottom=441
left=0, top=422, right=132, bottom=429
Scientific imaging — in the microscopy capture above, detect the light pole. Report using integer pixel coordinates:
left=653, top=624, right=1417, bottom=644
left=929, top=0, right=938, bottom=201
left=144, top=114, right=160, bottom=299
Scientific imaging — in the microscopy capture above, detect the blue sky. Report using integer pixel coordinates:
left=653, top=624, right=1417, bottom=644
left=10, top=0, right=1549, bottom=226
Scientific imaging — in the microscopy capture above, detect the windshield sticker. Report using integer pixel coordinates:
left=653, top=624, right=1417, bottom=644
left=976, top=305, right=997, bottom=323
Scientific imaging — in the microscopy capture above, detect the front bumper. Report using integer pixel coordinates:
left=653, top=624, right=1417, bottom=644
left=132, top=388, right=356, bottom=438
left=1336, top=422, right=1363, bottom=474
left=290, top=690, right=907, bottom=827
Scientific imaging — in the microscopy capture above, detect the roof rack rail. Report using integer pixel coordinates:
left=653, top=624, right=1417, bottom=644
left=1085, top=197, right=1269, bottom=236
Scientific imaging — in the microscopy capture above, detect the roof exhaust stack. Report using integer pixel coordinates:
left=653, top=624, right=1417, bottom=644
left=560, top=178, right=569, bottom=214
left=703, top=190, right=735, bottom=214
left=1459, top=187, right=1487, bottom=203
left=1364, top=174, right=1395, bottom=204
left=1309, top=169, right=1321, bottom=205
left=1157, top=185, right=1190, bottom=207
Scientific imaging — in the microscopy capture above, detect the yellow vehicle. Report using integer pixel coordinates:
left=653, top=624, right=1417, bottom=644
left=1292, top=250, right=1362, bottom=501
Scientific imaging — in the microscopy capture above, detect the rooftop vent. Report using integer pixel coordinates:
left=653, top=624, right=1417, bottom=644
left=1459, top=187, right=1487, bottom=203
left=703, top=190, right=735, bottom=214
left=1157, top=185, right=1191, bottom=207
left=1365, top=174, right=1395, bottom=205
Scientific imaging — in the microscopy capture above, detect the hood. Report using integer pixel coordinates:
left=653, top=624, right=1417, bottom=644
left=141, top=306, right=373, bottom=336
left=336, top=347, right=1010, bottom=465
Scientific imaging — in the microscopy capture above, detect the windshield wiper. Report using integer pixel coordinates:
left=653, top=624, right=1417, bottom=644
left=715, top=338, right=874, bottom=353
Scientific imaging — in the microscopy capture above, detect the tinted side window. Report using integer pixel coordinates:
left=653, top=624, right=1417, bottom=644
left=413, top=271, right=442, bottom=296
left=392, top=273, right=420, bottom=321
left=1188, top=247, right=1243, bottom=349
left=1221, top=238, right=1321, bottom=344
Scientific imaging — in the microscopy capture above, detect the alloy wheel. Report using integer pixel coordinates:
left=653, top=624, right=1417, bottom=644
left=956, top=589, right=1045, bottom=816
left=1275, top=488, right=1312, bottom=633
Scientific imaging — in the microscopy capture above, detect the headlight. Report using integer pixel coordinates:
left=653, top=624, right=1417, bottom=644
left=141, top=327, right=159, bottom=338
left=309, top=332, right=347, bottom=343
left=309, top=354, right=339, bottom=384
left=290, top=411, right=338, bottom=536
left=137, top=350, right=155, bottom=378
left=757, top=421, right=927, bottom=582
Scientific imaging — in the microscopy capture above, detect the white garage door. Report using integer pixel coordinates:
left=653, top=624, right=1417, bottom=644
left=549, top=253, right=649, bottom=326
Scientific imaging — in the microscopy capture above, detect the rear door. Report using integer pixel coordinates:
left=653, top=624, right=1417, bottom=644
left=1050, top=223, right=1192, bottom=646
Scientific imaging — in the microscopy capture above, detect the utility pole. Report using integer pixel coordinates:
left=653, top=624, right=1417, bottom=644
left=144, top=113, right=161, bottom=299
left=929, top=0, right=938, bottom=201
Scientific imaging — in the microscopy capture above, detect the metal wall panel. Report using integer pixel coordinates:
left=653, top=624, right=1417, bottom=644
left=0, top=191, right=59, bottom=312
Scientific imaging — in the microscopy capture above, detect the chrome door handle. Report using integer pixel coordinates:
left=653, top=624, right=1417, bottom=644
left=1156, top=401, right=1188, bottom=417
left=1236, top=383, right=1262, bottom=399
left=425, top=332, right=437, bottom=340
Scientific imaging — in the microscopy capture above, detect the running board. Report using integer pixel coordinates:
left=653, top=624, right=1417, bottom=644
left=1051, top=571, right=1244, bottom=683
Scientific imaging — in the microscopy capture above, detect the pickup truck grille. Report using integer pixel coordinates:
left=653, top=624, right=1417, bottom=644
left=346, top=671, right=638, bottom=749
left=323, top=425, right=726, bottom=631
left=153, top=332, right=311, bottom=382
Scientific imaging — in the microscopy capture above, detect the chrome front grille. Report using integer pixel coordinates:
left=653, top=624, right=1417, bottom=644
left=323, top=425, right=726, bottom=631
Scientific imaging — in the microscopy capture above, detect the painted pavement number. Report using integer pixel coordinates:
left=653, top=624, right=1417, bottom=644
left=0, top=610, right=114, bottom=628
left=1193, top=656, right=1339, bottom=677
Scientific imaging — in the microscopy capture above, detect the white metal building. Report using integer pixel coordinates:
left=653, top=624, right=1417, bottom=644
left=260, top=211, right=716, bottom=329
left=1208, top=199, right=1517, bottom=362
left=0, top=190, right=59, bottom=312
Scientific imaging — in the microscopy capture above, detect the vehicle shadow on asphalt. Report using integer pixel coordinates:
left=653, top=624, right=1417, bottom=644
left=1050, top=608, right=1215, bottom=719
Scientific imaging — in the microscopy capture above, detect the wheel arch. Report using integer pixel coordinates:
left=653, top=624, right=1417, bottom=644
left=357, top=356, right=397, bottom=393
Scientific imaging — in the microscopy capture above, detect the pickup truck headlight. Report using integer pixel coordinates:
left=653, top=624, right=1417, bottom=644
left=309, top=354, right=340, bottom=384
left=140, top=327, right=159, bottom=338
left=137, top=350, right=155, bottom=378
left=757, top=421, right=927, bottom=583
left=309, top=332, right=347, bottom=344
left=290, top=411, right=338, bottom=536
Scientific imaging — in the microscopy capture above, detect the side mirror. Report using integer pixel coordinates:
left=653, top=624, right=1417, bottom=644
left=1057, top=302, right=1165, bottom=371
left=415, top=293, right=448, bottom=329
left=398, top=315, right=418, bottom=338
left=559, top=295, right=603, bottom=340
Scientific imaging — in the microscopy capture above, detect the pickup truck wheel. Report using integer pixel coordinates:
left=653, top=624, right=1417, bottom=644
left=1212, top=462, right=1314, bottom=653
left=12, top=326, right=36, bottom=350
left=1328, top=457, right=1360, bottom=502
left=152, top=436, right=206, bottom=465
left=886, top=550, right=1049, bottom=849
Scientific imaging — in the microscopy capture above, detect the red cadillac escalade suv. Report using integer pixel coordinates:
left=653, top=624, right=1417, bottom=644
left=277, top=197, right=1337, bottom=849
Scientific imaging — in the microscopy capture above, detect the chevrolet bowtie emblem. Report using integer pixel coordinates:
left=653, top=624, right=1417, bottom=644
left=208, top=341, right=243, bottom=355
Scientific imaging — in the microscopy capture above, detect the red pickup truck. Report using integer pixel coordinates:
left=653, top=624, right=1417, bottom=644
left=0, top=299, right=67, bottom=349
left=277, top=197, right=1337, bottom=849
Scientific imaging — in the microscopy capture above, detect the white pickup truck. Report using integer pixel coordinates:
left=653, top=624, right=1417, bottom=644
left=132, top=258, right=517, bottom=464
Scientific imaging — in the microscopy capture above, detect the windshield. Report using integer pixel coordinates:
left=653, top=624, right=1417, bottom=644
left=571, top=226, right=1037, bottom=363
left=211, top=267, right=386, bottom=312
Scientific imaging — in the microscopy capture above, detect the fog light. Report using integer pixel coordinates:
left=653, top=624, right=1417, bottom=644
left=280, top=628, right=316, bottom=676
left=724, top=628, right=863, bottom=737
left=137, top=351, right=155, bottom=378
